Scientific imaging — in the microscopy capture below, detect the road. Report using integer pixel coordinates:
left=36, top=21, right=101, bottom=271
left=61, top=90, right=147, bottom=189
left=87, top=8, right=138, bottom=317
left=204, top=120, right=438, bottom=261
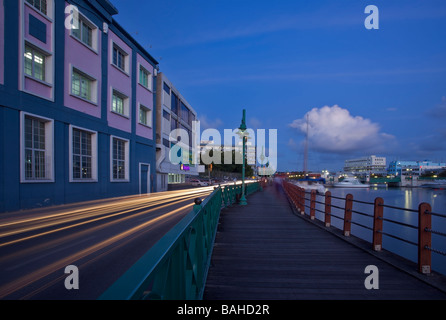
left=0, top=187, right=214, bottom=300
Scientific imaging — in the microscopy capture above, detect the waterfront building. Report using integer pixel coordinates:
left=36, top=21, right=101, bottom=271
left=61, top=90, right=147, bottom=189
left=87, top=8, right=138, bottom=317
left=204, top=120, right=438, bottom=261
left=388, top=160, right=446, bottom=176
left=343, top=155, right=386, bottom=175
left=0, top=0, right=158, bottom=212
left=155, top=72, right=199, bottom=191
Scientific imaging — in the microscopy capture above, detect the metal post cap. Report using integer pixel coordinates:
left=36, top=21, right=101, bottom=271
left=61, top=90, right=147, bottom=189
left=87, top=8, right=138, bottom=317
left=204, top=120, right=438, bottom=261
left=194, top=198, right=202, bottom=205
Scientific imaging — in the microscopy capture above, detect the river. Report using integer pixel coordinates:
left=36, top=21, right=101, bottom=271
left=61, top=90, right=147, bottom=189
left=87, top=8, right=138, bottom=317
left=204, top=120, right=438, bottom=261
left=312, top=185, right=446, bottom=275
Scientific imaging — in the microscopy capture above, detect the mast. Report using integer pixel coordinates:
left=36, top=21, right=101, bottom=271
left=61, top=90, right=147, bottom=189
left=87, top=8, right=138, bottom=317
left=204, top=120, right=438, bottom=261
left=303, top=113, right=309, bottom=175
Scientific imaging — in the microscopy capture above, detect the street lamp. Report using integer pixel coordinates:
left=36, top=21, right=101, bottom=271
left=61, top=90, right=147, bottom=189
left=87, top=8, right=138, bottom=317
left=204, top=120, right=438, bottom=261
left=239, top=109, right=248, bottom=205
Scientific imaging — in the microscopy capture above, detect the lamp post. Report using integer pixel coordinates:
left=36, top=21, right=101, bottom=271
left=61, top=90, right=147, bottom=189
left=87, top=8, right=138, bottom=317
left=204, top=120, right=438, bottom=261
left=239, top=109, right=247, bottom=205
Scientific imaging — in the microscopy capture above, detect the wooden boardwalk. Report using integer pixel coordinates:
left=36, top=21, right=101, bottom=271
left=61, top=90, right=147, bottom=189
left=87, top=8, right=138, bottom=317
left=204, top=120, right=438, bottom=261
left=203, top=184, right=446, bottom=300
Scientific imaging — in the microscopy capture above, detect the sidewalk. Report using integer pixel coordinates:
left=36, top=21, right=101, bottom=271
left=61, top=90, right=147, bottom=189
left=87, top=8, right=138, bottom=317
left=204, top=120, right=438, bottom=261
left=203, top=184, right=446, bottom=300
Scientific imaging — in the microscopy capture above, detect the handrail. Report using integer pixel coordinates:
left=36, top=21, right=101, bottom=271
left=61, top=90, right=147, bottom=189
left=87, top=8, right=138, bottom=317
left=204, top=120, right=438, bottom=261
left=282, top=180, right=446, bottom=275
left=99, top=182, right=260, bottom=300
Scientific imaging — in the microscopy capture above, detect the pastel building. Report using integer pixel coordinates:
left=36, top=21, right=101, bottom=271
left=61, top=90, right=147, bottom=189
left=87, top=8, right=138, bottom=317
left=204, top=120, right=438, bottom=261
left=388, top=160, right=446, bottom=176
left=0, top=0, right=159, bottom=212
left=155, top=72, right=199, bottom=191
left=343, top=155, right=387, bottom=175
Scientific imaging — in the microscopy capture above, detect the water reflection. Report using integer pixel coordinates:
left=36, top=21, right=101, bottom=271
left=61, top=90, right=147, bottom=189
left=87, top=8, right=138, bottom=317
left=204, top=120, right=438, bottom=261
left=313, top=186, right=446, bottom=275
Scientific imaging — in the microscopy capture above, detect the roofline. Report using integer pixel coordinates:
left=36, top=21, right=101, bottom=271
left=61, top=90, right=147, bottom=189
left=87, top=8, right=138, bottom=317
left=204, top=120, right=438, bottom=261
left=96, top=0, right=119, bottom=16
left=111, top=19, right=159, bottom=67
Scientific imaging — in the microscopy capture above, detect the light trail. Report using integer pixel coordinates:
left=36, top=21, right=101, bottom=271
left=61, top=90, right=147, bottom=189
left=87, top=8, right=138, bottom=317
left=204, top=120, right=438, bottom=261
left=0, top=188, right=213, bottom=247
left=0, top=203, right=194, bottom=299
left=0, top=190, right=211, bottom=253
left=0, top=187, right=216, bottom=299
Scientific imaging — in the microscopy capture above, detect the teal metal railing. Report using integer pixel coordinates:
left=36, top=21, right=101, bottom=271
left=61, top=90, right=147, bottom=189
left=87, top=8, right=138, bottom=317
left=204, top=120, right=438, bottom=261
left=99, top=182, right=260, bottom=300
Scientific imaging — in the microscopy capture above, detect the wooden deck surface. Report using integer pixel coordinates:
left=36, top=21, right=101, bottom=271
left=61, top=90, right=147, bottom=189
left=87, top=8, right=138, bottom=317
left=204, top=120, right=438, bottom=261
left=203, top=184, right=446, bottom=300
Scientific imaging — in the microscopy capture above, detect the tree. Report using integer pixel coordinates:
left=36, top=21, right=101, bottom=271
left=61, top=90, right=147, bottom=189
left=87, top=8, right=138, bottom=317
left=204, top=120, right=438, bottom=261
left=201, top=149, right=253, bottom=177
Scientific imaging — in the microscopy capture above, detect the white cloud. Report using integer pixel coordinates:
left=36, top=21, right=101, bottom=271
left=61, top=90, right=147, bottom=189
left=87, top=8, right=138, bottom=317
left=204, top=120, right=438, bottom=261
left=289, top=105, right=394, bottom=154
left=248, top=117, right=262, bottom=130
left=197, top=115, right=223, bottom=130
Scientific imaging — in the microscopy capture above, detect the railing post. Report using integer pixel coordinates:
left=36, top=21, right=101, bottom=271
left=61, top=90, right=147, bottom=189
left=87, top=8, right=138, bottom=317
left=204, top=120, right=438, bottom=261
left=324, top=191, right=331, bottom=227
left=294, top=187, right=299, bottom=212
left=343, top=194, right=353, bottom=236
left=418, top=202, right=432, bottom=274
left=194, top=198, right=203, bottom=213
left=310, top=190, right=316, bottom=220
left=373, top=197, right=384, bottom=251
left=300, top=188, right=305, bottom=214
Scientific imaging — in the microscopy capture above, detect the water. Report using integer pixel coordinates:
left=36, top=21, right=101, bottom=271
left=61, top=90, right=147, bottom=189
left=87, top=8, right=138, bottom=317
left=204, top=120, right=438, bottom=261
left=311, top=186, right=446, bottom=275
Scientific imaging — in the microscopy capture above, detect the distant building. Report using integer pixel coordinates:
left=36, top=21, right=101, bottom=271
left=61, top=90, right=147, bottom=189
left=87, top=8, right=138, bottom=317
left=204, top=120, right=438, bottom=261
left=155, top=73, right=199, bottom=191
left=344, top=155, right=386, bottom=175
left=388, top=160, right=446, bottom=176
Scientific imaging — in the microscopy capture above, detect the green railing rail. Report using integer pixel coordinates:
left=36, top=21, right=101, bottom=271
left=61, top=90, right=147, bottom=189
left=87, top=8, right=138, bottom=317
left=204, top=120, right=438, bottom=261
left=99, top=182, right=260, bottom=300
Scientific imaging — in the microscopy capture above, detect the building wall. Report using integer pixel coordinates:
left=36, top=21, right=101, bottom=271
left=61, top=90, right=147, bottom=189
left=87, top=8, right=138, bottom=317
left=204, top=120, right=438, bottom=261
left=0, top=0, right=158, bottom=212
left=20, top=1, right=55, bottom=101
left=63, top=1, right=102, bottom=118
left=344, top=155, right=386, bottom=174
left=155, top=73, right=199, bottom=191
left=388, top=160, right=446, bottom=175
left=107, top=29, right=132, bottom=133
left=0, top=0, right=4, bottom=85
left=135, top=53, right=154, bottom=140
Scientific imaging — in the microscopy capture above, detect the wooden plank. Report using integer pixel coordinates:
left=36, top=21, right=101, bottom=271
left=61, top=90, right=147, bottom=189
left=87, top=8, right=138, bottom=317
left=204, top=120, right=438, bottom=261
left=203, top=185, right=446, bottom=300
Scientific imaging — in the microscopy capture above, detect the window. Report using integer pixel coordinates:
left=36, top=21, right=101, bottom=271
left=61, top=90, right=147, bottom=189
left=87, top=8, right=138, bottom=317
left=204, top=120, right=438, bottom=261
left=189, top=112, right=195, bottom=126
left=72, top=17, right=93, bottom=48
left=111, top=137, right=129, bottom=181
left=163, top=82, right=170, bottom=95
left=180, top=102, right=189, bottom=123
left=71, top=69, right=95, bottom=102
left=139, top=105, right=152, bottom=127
left=26, top=0, right=47, bottom=15
left=163, top=109, right=170, bottom=121
left=21, top=112, right=54, bottom=182
left=171, top=118, right=177, bottom=132
left=171, top=92, right=178, bottom=115
left=24, top=45, right=46, bottom=81
left=71, top=127, right=97, bottom=181
left=139, top=65, right=152, bottom=90
left=24, top=116, right=46, bottom=179
left=111, top=90, right=128, bottom=116
left=112, top=44, right=127, bottom=72
left=163, top=138, right=170, bottom=149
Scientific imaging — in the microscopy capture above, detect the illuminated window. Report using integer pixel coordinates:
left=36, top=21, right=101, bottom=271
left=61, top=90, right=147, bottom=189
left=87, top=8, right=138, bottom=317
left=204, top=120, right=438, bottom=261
left=24, top=45, right=46, bottom=81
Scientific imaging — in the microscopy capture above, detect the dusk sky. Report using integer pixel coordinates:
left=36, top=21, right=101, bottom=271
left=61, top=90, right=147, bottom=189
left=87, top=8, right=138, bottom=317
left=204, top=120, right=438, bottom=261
left=111, top=0, right=446, bottom=172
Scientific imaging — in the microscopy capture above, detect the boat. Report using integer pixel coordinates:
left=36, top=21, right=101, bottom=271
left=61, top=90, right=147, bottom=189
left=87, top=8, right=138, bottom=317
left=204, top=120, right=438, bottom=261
left=293, top=177, right=326, bottom=194
left=420, top=181, right=446, bottom=189
left=333, top=177, right=370, bottom=188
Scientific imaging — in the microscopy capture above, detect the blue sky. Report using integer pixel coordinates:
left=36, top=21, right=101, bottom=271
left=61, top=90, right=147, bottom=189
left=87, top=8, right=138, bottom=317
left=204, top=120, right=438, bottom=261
left=111, top=0, right=446, bottom=172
